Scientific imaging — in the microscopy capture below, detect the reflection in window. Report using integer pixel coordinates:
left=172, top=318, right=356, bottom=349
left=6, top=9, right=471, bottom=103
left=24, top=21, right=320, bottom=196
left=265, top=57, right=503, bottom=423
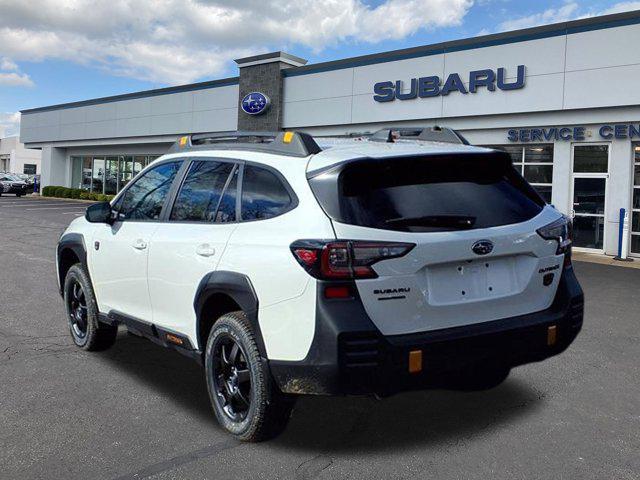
left=92, top=157, right=105, bottom=194
left=241, top=166, right=292, bottom=220
left=573, top=145, right=608, bottom=173
left=170, top=161, right=235, bottom=222
left=119, top=161, right=182, bottom=221
left=105, top=156, right=119, bottom=195
left=216, top=168, right=238, bottom=223
left=482, top=144, right=554, bottom=203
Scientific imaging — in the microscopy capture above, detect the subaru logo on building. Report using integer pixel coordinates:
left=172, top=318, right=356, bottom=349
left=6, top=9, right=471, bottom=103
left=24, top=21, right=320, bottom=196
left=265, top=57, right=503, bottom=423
left=472, top=240, right=494, bottom=255
left=241, top=92, right=270, bottom=115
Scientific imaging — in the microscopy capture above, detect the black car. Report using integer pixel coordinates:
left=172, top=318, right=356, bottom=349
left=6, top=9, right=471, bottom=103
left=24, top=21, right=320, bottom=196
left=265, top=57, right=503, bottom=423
left=0, top=174, right=28, bottom=196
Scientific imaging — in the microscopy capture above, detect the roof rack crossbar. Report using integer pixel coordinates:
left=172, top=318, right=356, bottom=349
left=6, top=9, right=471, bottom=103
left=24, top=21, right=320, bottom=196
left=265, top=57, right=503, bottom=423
left=168, top=130, right=322, bottom=157
left=369, top=126, right=470, bottom=145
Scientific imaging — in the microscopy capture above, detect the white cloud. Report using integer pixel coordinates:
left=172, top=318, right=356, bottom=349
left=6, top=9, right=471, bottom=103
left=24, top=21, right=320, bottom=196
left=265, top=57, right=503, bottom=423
left=498, top=2, right=580, bottom=31
left=0, top=112, right=21, bottom=137
left=1, top=57, right=18, bottom=71
left=600, top=1, right=640, bottom=14
left=494, top=1, right=640, bottom=33
left=0, top=55, right=33, bottom=87
left=0, top=71, right=34, bottom=87
left=0, top=0, right=474, bottom=85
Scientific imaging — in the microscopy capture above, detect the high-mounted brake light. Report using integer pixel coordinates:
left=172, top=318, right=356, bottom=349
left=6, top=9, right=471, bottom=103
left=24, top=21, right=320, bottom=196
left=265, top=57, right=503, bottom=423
left=291, top=240, right=415, bottom=280
left=537, top=216, right=573, bottom=267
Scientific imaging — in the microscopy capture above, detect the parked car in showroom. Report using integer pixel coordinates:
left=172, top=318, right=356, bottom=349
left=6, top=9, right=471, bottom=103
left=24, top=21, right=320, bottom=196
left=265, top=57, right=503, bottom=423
left=56, top=128, right=583, bottom=442
left=0, top=173, right=28, bottom=196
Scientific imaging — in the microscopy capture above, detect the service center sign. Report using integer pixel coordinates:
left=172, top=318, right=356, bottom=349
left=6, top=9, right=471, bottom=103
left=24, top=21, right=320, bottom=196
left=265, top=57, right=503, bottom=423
left=373, top=65, right=526, bottom=102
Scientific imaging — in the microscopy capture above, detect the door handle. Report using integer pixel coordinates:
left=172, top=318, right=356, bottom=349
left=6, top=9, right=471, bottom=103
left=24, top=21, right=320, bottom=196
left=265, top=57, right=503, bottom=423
left=196, top=244, right=216, bottom=257
left=132, top=239, right=147, bottom=250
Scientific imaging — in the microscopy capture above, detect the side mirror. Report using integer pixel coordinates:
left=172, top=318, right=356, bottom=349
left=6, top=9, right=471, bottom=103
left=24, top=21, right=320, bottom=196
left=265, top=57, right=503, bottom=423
left=85, top=201, right=113, bottom=224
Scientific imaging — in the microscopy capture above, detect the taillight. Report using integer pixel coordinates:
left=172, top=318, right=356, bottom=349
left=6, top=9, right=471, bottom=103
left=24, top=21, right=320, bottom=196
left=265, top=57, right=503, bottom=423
left=291, top=240, right=415, bottom=280
left=537, top=215, right=572, bottom=267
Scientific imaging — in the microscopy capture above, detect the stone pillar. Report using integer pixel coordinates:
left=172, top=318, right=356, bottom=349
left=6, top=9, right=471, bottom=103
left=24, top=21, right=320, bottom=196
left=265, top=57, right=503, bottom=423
left=235, top=52, right=307, bottom=132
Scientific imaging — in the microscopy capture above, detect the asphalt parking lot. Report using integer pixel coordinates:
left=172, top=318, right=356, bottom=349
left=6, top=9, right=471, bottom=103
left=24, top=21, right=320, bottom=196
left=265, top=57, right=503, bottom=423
left=1, top=195, right=639, bottom=480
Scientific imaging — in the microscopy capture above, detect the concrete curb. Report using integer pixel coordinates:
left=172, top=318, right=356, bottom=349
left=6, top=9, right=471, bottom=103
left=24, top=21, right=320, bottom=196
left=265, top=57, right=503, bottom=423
left=573, top=251, right=640, bottom=270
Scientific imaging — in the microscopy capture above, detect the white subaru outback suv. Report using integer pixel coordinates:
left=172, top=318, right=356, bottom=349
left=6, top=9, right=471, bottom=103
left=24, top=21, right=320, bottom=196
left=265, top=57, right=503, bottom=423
left=56, top=128, right=583, bottom=441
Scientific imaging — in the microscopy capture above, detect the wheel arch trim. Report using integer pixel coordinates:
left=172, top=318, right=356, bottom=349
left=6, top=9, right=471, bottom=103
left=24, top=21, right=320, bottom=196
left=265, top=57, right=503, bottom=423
left=57, top=233, right=88, bottom=296
left=193, top=271, right=266, bottom=357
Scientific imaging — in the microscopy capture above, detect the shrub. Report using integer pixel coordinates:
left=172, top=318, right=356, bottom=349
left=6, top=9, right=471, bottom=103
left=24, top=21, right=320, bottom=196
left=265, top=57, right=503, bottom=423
left=40, top=185, right=106, bottom=201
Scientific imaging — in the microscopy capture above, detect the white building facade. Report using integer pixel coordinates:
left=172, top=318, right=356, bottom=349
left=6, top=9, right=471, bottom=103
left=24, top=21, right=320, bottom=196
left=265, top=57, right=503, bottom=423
left=19, top=11, right=640, bottom=257
left=0, top=136, right=42, bottom=175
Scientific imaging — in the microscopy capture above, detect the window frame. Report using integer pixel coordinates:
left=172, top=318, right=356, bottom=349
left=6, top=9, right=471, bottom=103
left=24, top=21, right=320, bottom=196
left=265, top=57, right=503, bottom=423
left=111, top=158, right=187, bottom=223
left=631, top=143, right=640, bottom=255
left=167, top=158, right=240, bottom=224
left=237, top=161, right=299, bottom=223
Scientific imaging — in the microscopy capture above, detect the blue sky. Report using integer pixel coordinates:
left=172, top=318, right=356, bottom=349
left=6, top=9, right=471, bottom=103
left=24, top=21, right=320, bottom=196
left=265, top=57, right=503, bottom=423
left=1, top=0, right=639, bottom=136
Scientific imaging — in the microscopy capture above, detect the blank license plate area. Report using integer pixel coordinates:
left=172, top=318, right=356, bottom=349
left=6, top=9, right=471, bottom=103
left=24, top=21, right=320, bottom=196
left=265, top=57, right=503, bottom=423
left=426, top=257, right=518, bottom=305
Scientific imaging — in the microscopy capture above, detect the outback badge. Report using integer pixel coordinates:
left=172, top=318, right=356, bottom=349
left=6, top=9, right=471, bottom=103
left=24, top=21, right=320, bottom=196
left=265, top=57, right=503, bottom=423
left=472, top=240, right=494, bottom=255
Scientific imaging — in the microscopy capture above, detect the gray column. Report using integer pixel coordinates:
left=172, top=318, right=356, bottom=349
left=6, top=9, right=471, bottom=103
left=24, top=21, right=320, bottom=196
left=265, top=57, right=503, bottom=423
left=40, top=146, right=67, bottom=188
left=235, top=52, right=307, bottom=132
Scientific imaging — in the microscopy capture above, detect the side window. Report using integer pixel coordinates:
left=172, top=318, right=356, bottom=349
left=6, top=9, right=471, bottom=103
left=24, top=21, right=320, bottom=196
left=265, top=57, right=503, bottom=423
left=215, top=167, right=238, bottom=223
left=170, top=161, right=235, bottom=222
left=118, top=161, right=182, bottom=221
left=241, top=165, right=292, bottom=221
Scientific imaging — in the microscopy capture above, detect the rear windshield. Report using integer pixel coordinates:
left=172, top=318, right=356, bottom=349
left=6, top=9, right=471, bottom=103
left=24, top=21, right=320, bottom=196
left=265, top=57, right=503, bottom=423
left=308, top=153, right=544, bottom=232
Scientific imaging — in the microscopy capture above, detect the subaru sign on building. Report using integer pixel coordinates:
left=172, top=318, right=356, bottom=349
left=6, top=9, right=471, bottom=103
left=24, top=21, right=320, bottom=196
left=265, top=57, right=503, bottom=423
left=241, top=92, right=270, bottom=115
left=18, top=10, right=640, bottom=259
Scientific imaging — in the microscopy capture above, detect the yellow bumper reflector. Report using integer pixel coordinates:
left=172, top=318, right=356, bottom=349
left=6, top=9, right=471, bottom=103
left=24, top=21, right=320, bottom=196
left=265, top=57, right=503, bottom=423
left=166, top=333, right=184, bottom=346
left=283, top=131, right=294, bottom=143
left=179, top=136, right=189, bottom=147
left=547, top=325, right=557, bottom=346
left=408, top=350, right=423, bottom=374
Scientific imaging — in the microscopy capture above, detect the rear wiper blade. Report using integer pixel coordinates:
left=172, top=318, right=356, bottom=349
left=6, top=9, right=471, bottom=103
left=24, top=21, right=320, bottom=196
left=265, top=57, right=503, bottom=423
left=384, top=215, right=476, bottom=229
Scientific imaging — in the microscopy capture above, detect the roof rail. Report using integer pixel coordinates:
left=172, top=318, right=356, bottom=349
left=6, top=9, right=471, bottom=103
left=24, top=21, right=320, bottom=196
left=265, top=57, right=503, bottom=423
left=167, top=131, right=322, bottom=157
left=369, top=126, right=470, bottom=145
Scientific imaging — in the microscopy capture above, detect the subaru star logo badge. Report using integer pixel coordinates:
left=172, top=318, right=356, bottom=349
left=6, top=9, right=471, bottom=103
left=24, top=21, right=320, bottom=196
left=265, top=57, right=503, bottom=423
left=241, top=92, right=270, bottom=115
left=472, top=240, right=494, bottom=255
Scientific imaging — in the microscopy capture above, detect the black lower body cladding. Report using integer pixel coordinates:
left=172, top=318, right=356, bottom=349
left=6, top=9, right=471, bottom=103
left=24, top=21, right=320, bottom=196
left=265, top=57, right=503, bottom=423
left=269, top=267, right=584, bottom=396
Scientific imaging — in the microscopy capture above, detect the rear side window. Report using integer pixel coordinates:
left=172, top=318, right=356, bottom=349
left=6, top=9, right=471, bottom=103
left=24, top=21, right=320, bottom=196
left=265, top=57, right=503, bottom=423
left=118, top=161, right=182, bottom=221
left=241, top=165, right=292, bottom=221
left=170, top=161, right=235, bottom=222
left=309, top=154, right=544, bottom=232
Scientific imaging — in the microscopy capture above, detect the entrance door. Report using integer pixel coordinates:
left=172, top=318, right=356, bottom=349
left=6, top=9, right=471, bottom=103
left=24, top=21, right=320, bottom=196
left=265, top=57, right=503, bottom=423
left=571, top=144, right=609, bottom=252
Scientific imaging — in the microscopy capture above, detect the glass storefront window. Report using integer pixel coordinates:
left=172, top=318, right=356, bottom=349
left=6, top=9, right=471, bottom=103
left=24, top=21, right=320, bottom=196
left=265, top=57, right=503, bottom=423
left=68, top=154, right=161, bottom=195
left=105, top=156, right=119, bottom=195
left=632, top=145, right=640, bottom=255
left=482, top=144, right=554, bottom=203
left=573, top=145, right=609, bottom=173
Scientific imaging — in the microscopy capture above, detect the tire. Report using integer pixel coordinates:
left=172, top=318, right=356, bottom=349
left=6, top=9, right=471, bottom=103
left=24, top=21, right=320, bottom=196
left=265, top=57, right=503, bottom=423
left=16, top=193, right=22, bottom=197
left=205, top=311, right=294, bottom=442
left=447, top=364, right=511, bottom=391
left=63, top=264, right=117, bottom=351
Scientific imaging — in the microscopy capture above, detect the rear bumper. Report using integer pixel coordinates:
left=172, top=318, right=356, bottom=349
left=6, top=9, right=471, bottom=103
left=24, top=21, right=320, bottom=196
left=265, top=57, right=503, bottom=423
left=269, top=266, right=583, bottom=396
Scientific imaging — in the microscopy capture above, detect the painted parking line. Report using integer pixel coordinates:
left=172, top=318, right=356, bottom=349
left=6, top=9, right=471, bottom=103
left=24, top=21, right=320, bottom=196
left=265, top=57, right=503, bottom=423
left=0, top=202, right=90, bottom=207
left=25, top=206, right=92, bottom=210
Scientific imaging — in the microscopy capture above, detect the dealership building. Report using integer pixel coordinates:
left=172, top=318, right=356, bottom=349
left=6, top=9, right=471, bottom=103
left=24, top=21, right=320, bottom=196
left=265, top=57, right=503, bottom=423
left=20, top=10, right=640, bottom=257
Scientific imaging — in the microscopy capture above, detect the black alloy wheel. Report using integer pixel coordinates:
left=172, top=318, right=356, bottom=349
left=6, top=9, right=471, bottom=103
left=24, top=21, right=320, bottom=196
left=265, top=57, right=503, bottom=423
left=212, top=335, right=252, bottom=422
left=204, top=311, right=295, bottom=441
left=63, top=264, right=117, bottom=351
left=67, top=279, right=88, bottom=340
